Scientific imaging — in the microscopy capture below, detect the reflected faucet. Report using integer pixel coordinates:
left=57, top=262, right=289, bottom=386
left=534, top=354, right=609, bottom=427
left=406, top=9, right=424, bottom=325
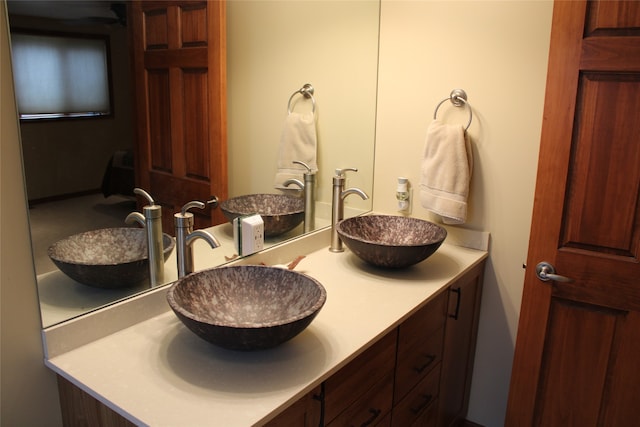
left=175, top=200, right=221, bottom=278
left=330, top=168, right=369, bottom=252
left=283, top=160, right=316, bottom=233
left=125, top=188, right=165, bottom=286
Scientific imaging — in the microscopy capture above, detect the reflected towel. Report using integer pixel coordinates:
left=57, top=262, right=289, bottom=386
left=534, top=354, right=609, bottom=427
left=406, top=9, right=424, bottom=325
left=274, top=112, right=318, bottom=190
left=419, top=120, right=473, bottom=224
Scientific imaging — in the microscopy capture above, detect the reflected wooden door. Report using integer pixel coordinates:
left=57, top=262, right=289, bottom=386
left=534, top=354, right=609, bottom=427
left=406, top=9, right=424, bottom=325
left=506, top=1, right=640, bottom=425
left=129, top=0, right=227, bottom=232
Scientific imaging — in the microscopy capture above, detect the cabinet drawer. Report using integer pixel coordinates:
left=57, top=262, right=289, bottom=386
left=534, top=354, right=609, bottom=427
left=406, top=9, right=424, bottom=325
left=394, top=326, right=444, bottom=403
left=325, top=330, right=397, bottom=423
left=327, top=369, right=394, bottom=427
left=392, top=363, right=441, bottom=427
left=397, top=291, right=447, bottom=354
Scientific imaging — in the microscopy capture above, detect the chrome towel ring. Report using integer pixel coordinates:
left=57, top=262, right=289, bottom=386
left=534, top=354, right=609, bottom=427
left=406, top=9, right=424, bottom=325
left=288, top=83, right=316, bottom=115
left=433, top=89, right=473, bottom=131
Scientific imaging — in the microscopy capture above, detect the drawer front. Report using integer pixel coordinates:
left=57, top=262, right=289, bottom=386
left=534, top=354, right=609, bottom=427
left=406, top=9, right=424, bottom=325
left=325, top=330, right=398, bottom=423
left=394, top=326, right=444, bottom=403
left=392, top=363, right=441, bottom=427
left=397, top=291, right=447, bottom=354
left=327, top=369, right=394, bottom=427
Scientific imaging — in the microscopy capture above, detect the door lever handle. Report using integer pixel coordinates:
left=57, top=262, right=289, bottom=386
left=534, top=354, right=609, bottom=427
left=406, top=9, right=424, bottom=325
left=535, top=262, right=574, bottom=283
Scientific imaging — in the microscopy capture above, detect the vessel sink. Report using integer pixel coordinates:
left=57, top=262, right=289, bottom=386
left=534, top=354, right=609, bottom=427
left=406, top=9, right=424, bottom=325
left=48, top=228, right=175, bottom=289
left=166, top=265, right=326, bottom=351
left=219, top=194, right=304, bottom=237
left=336, top=215, right=447, bottom=268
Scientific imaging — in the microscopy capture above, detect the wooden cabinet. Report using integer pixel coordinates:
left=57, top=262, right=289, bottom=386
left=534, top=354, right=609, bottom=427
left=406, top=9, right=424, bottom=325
left=439, top=262, right=485, bottom=427
left=393, top=290, right=447, bottom=425
left=265, top=387, right=322, bottom=427
left=324, top=330, right=397, bottom=426
left=57, top=376, right=136, bottom=427
left=276, top=260, right=485, bottom=427
left=56, top=261, right=485, bottom=427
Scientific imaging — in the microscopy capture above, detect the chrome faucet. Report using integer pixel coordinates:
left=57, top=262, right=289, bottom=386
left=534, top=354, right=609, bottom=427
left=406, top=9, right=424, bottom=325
left=283, top=160, right=316, bottom=233
left=175, top=200, right=221, bottom=278
left=330, top=168, right=369, bottom=252
left=125, top=188, right=165, bottom=287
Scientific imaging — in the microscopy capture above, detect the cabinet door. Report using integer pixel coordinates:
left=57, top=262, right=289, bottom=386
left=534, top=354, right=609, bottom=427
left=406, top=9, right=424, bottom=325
left=438, top=262, right=484, bottom=427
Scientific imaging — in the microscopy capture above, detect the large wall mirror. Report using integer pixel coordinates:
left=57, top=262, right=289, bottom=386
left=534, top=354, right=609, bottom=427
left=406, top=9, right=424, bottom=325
left=6, top=1, right=380, bottom=328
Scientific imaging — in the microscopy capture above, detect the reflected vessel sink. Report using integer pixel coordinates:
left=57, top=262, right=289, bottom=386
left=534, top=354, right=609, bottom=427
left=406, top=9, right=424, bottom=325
left=219, top=194, right=304, bottom=237
left=336, top=215, right=447, bottom=268
left=48, top=228, right=175, bottom=289
left=166, top=265, right=326, bottom=351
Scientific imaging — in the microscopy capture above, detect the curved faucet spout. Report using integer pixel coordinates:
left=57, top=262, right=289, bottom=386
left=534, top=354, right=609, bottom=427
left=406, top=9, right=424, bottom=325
left=125, top=212, right=145, bottom=227
left=283, top=178, right=304, bottom=190
left=341, top=188, right=369, bottom=201
left=186, top=229, right=221, bottom=249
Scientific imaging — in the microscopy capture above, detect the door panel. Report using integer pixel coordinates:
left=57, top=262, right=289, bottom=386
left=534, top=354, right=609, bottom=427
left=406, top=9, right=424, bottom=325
left=506, top=1, right=640, bottom=424
left=535, top=299, right=618, bottom=425
left=561, top=74, right=640, bottom=259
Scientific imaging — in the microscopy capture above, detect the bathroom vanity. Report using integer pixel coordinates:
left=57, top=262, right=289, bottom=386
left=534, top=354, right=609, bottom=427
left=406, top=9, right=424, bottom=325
left=44, top=225, right=487, bottom=426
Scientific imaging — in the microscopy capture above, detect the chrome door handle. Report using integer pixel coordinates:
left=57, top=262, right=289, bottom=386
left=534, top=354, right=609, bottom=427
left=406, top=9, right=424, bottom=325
left=535, top=262, right=574, bottom=283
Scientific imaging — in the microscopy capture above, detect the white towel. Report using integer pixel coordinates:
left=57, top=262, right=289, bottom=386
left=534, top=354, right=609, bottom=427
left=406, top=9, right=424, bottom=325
left=274, top=112, right=318, bottom=190
left=419, top=120, right=473, bottom=224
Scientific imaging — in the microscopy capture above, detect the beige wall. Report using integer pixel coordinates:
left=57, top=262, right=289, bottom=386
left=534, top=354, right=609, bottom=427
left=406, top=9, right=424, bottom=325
left=1, top=1, right=553, bottom=426
left=373, top=1, right=553, bottom=425
left=0, top=2, right=63, bottom=424
left=227, top=0, right=379, bottom=215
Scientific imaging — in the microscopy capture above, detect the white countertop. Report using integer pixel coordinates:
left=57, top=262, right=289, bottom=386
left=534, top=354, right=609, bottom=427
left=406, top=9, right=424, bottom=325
left=44, top=226, right=487, bottom=426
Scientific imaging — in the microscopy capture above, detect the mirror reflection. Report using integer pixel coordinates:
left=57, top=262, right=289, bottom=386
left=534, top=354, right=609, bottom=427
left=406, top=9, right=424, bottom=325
left=7, top=0, right=379, bottom=328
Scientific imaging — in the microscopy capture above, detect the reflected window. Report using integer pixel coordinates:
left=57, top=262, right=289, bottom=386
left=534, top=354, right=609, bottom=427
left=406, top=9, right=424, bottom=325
left=10, top=31, right=112, bottom=120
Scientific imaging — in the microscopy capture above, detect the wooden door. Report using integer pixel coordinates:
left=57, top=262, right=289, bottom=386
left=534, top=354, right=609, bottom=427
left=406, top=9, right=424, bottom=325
left=506, top=1, right=640, bottom=425
left=129, top=0, right=227, bottom=233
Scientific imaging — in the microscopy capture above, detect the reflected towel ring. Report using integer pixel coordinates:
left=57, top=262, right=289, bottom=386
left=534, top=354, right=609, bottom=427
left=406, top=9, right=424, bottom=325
left=288, top=83, right=316, bottom=115
left=433, top=89, right=473, bottom=131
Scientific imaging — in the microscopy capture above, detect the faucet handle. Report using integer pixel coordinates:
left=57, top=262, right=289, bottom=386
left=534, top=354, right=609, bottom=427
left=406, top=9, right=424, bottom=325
left=207, top=196, right=219, bottom=209
left=133, top=187, right=155, bottom=206
left=335, top=167, right=358, bottom=177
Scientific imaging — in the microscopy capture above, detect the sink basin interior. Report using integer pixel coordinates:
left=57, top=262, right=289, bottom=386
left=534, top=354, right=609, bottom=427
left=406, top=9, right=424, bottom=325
left=219, top=194, right=304, bottom=237
left=167, top=265, right=326, bottom=351
left=337, top=215, right=447, bottom=268
left=48, top=227, right=175, bottom=288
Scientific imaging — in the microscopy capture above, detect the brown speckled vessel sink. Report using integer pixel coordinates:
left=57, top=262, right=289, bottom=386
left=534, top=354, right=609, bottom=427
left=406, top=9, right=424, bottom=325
left=336, top=215, right=447, bottom=268
left=48, top=228, right=175, bottom=289
left=219, top=194, right=304, bottom=237
left=166, top=265, right=326, bottom=351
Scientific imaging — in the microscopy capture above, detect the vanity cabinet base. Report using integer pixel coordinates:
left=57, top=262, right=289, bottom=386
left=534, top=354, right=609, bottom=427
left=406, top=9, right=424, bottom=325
left=57, top=376, right=136, bottom=427
left=55, top=260, right=485, bottom=427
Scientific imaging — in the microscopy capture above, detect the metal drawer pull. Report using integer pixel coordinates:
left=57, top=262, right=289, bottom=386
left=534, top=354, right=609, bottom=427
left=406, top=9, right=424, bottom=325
left=410, top=393, right=434, bottom=414
left=360, top=408, right=381, bottom=427
left=449, top=287, right=461, bottom=320
left=535, top=262, right=573, bottom=283
left=413, top=354, right=436, bottom=373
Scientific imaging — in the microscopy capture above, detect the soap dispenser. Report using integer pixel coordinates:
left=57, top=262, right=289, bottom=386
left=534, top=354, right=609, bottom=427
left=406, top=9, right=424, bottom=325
left=396, top=177, right=410, bottom=213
